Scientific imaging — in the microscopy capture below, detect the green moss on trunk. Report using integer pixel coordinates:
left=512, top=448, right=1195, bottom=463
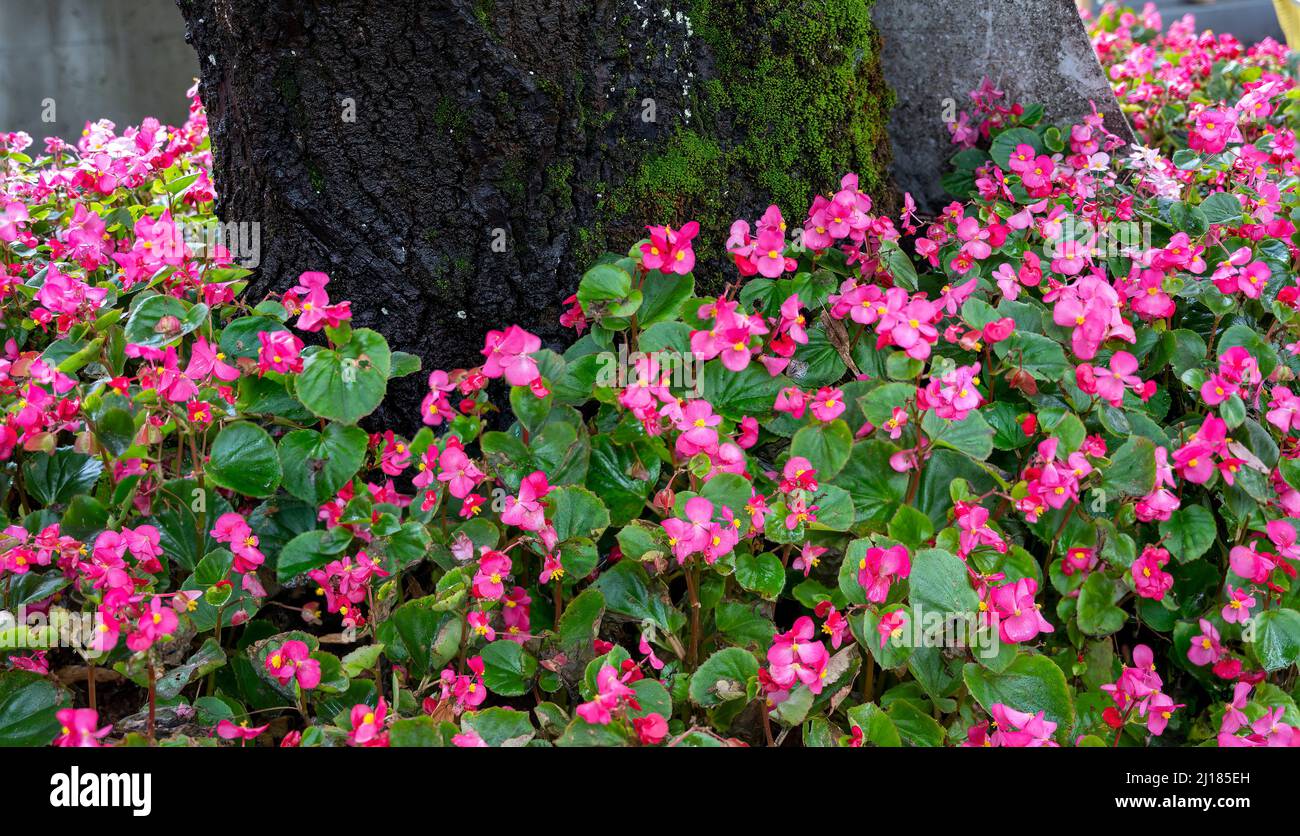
left=610, top=0, right=894, bottom=253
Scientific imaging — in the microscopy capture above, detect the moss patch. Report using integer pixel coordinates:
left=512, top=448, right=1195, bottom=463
left=610, top=131, right=725, bottom=221
left=600, top=0, right=894, bottom=281
left=694, top=0, right=892, bottom=209
left=706, top=0, right=892, bottom=202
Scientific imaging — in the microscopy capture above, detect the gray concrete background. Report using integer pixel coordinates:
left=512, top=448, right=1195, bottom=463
left=873, top=0, right=1285, bottom=212
left=874, top=0, right=1134, bottom=212
left=0, top=0, right=197, bottom=141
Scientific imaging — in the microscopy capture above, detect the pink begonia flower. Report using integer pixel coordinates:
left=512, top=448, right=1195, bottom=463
left=265, top=639, right=322, bottom=690
left=452, top=730, right=488, bottom=747
left=0, top=201, right=30, bottom=243
left=1266, top=386, right=1300, bottom=433
left=783, top=494, right=819, bottom=530
left=211, top=512, right=265, bottom=574
left=1267, top=518, right=1300, bottom=563
left=640, top=221, right=698, bottom=275
left=987, top=578, right=1053, bottom=643
left=744, top=491, right=771, bottom=531
left=774, top=386, right=809, bottom=419
left=1217, top=683, right=1261, bottom=746
left=768, top=616, right=830, bottom=694
left=675, top=399, right=721, bottom=449
left=880, top=406, right=908, bottom=440
left=877, top=609, right=907, bottom=648
left=634, top=713, right=669, bottom=745
left=718, top=327, right=754, bottom=372
left=1135, top=446, right=1181, bottom=522
left=378, top=432, right=410, bottom=476
left=186, top=336, right=240, bottom=383
left=288, top=271, right=351, bottom=331
left=126, top=595, right=179, bottom=651
left=884, top=295, right=940, bottom=360
left=982, top=316, right=1015, bottom=344
left=502, top=587, right=532, bottom=642
left=737, top=415, right=759, bottom=448
left=661, top=496, right=714, bottom=564
left=1236, top=260, right=1271, bottom=298
left=753, top=226, right=791, bottom=279
left=1061, top=546, right=1096, bottom=577
left=53, top=709, right=111, bottom=747
left=889, top=448, right=919, bottom=473
left=1229, top=542, right=1277, bottom=584
left=257, top=329, right=304, bottom=376
left=1221, top=586, right=1257, bottom=624
left=1243, top=707, right=1298, bottom=746
left=348, top=698, right=388, bottom=747
left=1090, top=350, right=1142, bottom=407
left=1188, top=106, right=1241, bottom=154
left=538, top=552, right=564, bottom=585
left=1187, top=618, right=1224, bottom=666
left=217, top=719, right=270, bottom=742
left=993, top=263, right=1021, bottom=301
left=468, top=610, right=496, bottom=642
left=1125, top=267, right=1175, bottom=320
left=920, top=362, right=983, bottom=421
left=481, top=325, right=541, bottom=386
left=576, top=664, right=639, bottom=725
left=954, top=501, right=1006, bottom=560
left=436, top=442, right=484, bottom=499
left=439, top=656, right=488, bottom=712
left=1049, top=274, right=1132, bottom=360
left=500, top=470, right=551, bottom=531
left=1172, top=415, right=1229, bottom=484
left=778, top=294, right=810, bottom=344
left=814, top=601, right=850, bottom=649
left=791, top=542, right=827, bottom=577
left=472, top=551, right=512, bottom=601
left=857, top=545, right=911, bottom=603
left=638, top=633, right=665, bottom=671
left=1102, top=644, right=1163, bottom=715
left=1201, top=372, right=1237, bottom=407
left=420, top=369, right=458, bottom=427
left=1019, top=154, right=1056, bottom=192
left=123, top=524, right=164, bottom=568
left=1131, top=545, right=1174, bottom=601
left=809, top=387, right=845, bottom=422
left=989, top=703, right=1058, bottom=747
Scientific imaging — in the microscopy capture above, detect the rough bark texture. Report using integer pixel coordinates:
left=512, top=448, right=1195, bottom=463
left=176, top=0, right=893, bottom=428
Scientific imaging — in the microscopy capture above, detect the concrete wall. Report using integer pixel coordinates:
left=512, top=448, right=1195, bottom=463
left=874, top=0, right=1132, bottom=212
left=0, top=0, right=197, bottom=141
left=873, top=0, right=1283, bottom=212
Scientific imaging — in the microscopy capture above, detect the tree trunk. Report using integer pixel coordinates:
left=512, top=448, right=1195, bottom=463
left=176, top=0, right=894, bottom=427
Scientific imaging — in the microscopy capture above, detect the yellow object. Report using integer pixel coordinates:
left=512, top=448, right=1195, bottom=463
left=1276, top=0, right=1300, bottom=49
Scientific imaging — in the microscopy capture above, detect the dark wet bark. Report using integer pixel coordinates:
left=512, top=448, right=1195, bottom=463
left=176, top=0, right=893, bottom=429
